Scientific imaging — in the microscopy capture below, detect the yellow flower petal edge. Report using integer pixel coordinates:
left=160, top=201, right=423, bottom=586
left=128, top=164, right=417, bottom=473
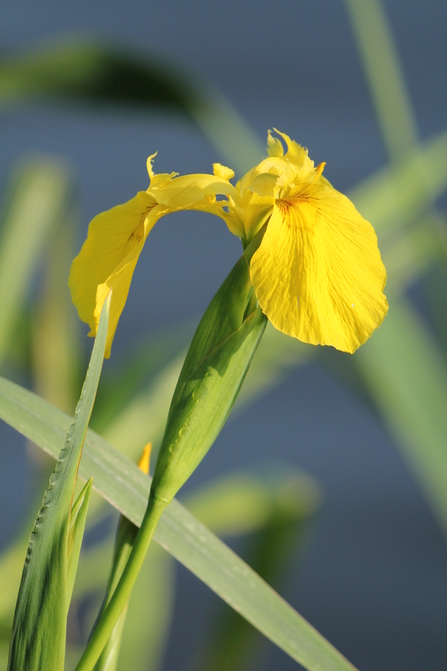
left=69, top=156, right=238, bottom=357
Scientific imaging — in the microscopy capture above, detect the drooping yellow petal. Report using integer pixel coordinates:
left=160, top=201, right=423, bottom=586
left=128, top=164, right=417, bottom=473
left=69, top=191, right=161, bottom=357
left=249, top=181, right=388, bottom=353
left=69, top=160, right=244, bottom=357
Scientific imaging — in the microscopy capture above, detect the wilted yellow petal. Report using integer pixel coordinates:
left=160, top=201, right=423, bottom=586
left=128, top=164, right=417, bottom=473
left=250, top=181, right=388, bottom=353
left=70, top=160, right=245, bottom=356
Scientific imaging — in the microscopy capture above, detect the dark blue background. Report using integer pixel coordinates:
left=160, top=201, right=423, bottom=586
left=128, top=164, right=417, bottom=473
left=1, top=2, right=447, bottom=670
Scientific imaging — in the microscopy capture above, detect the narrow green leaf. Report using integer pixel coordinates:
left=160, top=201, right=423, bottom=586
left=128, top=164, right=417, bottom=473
left=0, top=158, right=74, bottom=366
left=67, top=478, right=93, bottom=603
left=7, top=296, right=109, bottom=671
left=0, top=379, right=357, bottom=671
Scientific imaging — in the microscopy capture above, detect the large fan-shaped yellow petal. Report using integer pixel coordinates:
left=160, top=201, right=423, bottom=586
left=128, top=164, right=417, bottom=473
left=249, top=181, right=388, bottom=353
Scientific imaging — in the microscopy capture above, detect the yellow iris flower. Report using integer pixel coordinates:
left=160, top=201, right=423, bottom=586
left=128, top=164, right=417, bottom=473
left=69, top=129, right=388, bottom=357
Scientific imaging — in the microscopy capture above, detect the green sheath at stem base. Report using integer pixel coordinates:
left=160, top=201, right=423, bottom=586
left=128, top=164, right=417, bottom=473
left=74, top=495, right=166, bottom=671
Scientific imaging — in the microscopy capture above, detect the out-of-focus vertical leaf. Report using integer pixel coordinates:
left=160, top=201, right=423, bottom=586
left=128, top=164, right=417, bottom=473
left=7, top=296, right=109, bottom=671
left=344, top=0, right=418, bottom=161
left=32, top=209, right=81, bottom=414
left=421, top=263, right=447, bottom=357
left=0, top=158, right=74, bottom=367
left=356, top=300, right=447, bottom=533
left=381, top=214, right=447, bottom=295
left=344, top=0, right=447, bottom=534
left=0, top=40, right=263, bottom=174
left=0, top=543, right=29, bottom=631
left=0, top=540, right=27, bottom=671
left=348, top=130, right=447, bottom=237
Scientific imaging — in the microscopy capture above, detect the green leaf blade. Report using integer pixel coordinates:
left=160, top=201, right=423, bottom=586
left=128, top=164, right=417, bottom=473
left=0, top=379, right=357, bottom=671
left=6, top=296, right=110, bottom=671
left=67, top=478, right=93, bottom=603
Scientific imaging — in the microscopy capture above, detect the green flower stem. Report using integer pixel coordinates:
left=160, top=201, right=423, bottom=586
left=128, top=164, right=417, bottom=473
left=74, top=494, right=166, bottom=671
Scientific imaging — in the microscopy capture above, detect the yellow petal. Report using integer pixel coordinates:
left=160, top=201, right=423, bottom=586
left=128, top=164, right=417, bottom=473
left=146, top=153, right=178, bottom=186
left=249, top=182, right=388, bottom=353
left=213, top=163, right=235, bottom=180
left=272, top=128, right=310, bottom=169
left=137, top=443, right=152, bottom=474
left=267, top=129, right=284, bottom=157
left=249, top=173, right=278, bottom=197
left=69, top=191, right=160, bottom=357
left=149, top=173, right=240, bottom=209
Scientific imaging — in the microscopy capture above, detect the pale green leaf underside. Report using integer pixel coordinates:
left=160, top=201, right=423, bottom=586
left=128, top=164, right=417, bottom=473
left=0, top=376, right=356, bottom=671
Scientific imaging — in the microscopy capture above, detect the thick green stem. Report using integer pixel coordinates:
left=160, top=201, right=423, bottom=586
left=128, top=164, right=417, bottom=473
left=74, top=494, right=166, bottom=671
